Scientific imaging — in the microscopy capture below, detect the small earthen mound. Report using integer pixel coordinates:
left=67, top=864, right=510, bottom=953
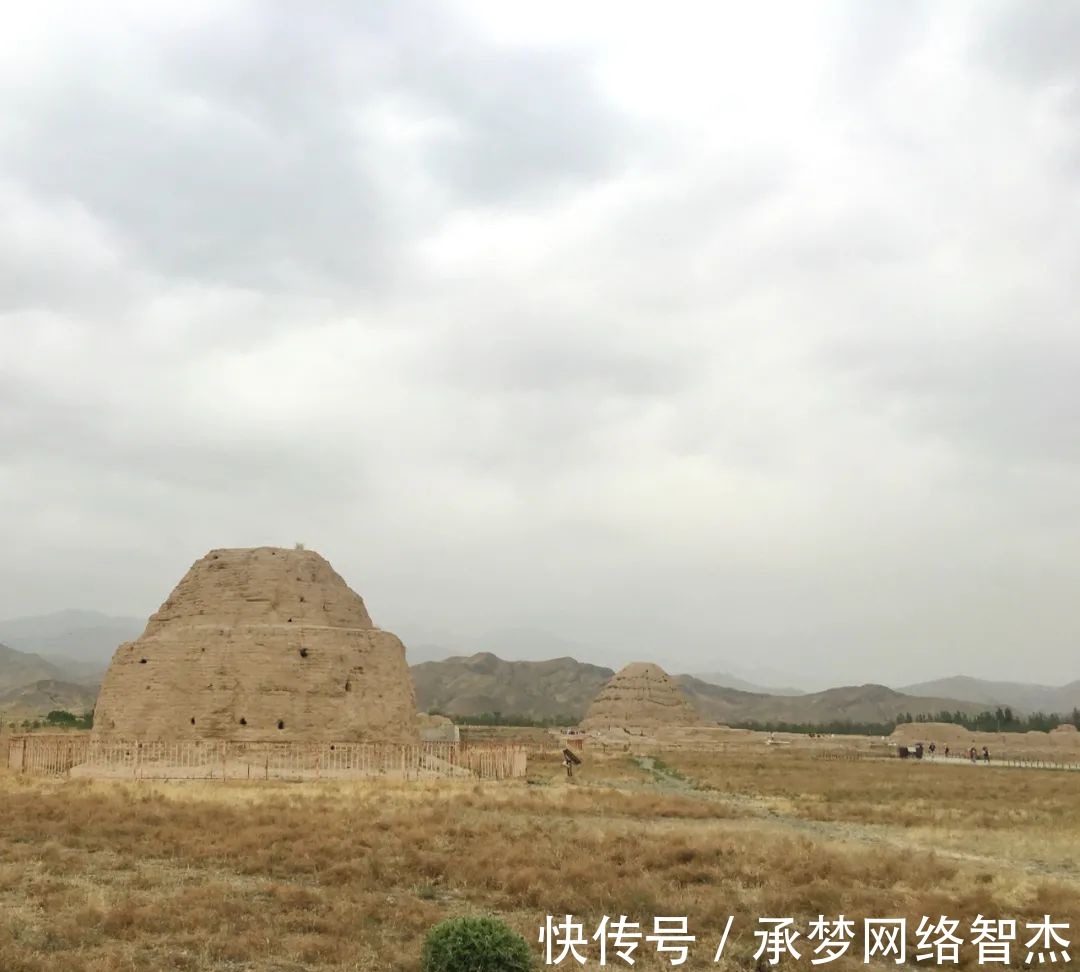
left=581, top=662, right=702, bottom=730
left=417, top=712, right=460, bottom=743
left=93, top=547, right=418, bottom=743
left=417, top=713, right=455, bottom=730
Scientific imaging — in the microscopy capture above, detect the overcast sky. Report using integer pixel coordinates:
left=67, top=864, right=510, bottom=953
left=2, top=1, right=1078, bottom=688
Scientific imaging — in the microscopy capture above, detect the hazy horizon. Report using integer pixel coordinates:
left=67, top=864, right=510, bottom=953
left=3, top=2, right=1079, bottom=688
left=1, top=603, right=1077, bottom=693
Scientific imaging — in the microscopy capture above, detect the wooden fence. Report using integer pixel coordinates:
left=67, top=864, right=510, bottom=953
left=811, top=749, right=1080, bottom=771
left=977, top=757, right=1080, bottom=771
left=4, top=735, right=527, bottom=782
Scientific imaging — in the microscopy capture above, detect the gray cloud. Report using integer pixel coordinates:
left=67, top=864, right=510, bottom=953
left=827, top=331, right=1080, bottom=467
left=1, top=1, right=636, bottom=296
left=417, top=48, right=639, bottom=204
left=825, top=0, right=938, bottom=96
left=975, top=0, right=1080, bottom=88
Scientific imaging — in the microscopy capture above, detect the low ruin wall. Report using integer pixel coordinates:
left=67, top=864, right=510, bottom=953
left=459, top=725, right=559, bottom=751
left=5, top=734, right=527, bottom=782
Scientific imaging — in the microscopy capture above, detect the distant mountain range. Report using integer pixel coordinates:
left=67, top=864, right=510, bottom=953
left=0, top=609, right=142, bottom=665
left=689, top=671, right=805, bottom=696
left=0, top=609, right=141, bottom=685
left=412, top=654, right=1012, bottom=726
left=1, top=610, right=1079, bottom=727
left=408, top=652, right=813, bottom=719
left=898, top=675, right=1080, bottom=717
left=677, top=676, right=989, bottom=726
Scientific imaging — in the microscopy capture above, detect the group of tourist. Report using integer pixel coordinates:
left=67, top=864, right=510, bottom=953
left=937, top=744, right=991, bottom=763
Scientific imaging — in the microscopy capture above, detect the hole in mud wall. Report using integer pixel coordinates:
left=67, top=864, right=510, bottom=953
left=344, top=680, right=351, bottom=692
left=190, top=717, right=196, bottom=725
left=139, top=658, right=148, bottom=664
left=299, top=647, right=308, bottom=658
left=287, top=618, right=293, bottom=623
left=239, top=717, right=247, bottom=726
left=299, top=595, right=305, bottom=603
left=277, top=720, right=285, bottom=730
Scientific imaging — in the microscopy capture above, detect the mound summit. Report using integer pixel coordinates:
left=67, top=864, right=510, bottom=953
left=581, top=661, right=703, bottom=729
left=93, top=547, right=418, bottom=743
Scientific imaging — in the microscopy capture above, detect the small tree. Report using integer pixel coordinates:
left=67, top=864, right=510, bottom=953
left=421, top=916, right=532, bottom=972
left=45, top=710, right=79, bottom=727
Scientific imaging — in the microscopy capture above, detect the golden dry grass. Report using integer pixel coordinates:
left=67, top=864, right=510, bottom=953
left=0, top=748, right=1077, bottom=971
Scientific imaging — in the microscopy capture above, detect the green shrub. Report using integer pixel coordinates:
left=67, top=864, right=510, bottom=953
left=43, top=709, right=94, bottom=730
left=420, top=915, right=533, bottom=972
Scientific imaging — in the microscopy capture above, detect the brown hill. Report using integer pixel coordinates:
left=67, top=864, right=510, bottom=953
left=678, top=677, right=990, bottom=726
left=411, top=654, right=1006, bottom=726
left=410, top=652, right=612, bottom=722
left=582, top=662, right=703, bottom=729
left=0, top=679, right=97, bottom=724
left=0, top=643, right=64, bottom=693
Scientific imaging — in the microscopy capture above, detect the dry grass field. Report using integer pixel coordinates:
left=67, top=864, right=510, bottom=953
left=0, top=749, right=1077, bottom=971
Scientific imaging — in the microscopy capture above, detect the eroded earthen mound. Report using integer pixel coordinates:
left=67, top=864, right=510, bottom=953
left=581, top=662, right=702, bottom=729
left=93, top=547, right=418, bottom=742
left=891, top=721, right=1080, bottom=755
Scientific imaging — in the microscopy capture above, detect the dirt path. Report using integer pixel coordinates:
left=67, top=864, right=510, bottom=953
left=634, top=755, right=696, bottom=792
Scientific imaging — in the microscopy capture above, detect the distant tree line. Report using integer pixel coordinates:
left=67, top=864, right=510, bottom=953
left=896, top=707, right=1080, bottom=733
left=427, top=709, right=581, bottom=728
left=732, top=718, right=899, bottom=736
left=8, top=709, right=94, bottom=732
left=429, top=706, right=1080, bottom=735
left=732, top=707, right=1080, bottom=737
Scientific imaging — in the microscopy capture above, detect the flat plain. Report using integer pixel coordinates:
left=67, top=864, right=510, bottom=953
left=1, top=747, right=1077, bottom=971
